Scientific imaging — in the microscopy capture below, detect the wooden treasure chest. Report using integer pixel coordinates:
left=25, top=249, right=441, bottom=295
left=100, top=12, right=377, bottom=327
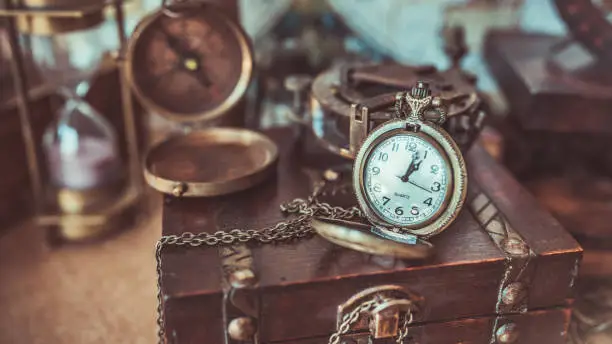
left=157, top=128, right=582, bottom=344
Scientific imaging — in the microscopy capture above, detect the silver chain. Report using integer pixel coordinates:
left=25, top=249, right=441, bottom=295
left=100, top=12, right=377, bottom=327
left=155, top=181, right=362, bottom=344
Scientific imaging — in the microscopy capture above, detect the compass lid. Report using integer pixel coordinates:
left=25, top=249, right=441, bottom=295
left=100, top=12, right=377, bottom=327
left=144, top=128, right=278, bottom=197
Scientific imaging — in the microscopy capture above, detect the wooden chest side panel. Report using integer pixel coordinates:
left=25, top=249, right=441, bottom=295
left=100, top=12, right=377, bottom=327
left=467, top=144, right=582, bottom=309
left=530, top=252, right=580, bottom=308
left=467, top=145, right=580, bottom=254
left=164, top=294, right=224, bottom=344
left=290, top=308, right=570, bottom=344
left=259, top=261, right=504, bottom=342
left=252, top=209, right=503, bottom=287
left=161, top=245, right=224, bottom=298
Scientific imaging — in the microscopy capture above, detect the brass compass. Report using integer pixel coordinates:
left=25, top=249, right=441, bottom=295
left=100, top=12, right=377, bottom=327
left=126, top=2, right=253, bottom=123
left=308, top=63, right=485, bottom=159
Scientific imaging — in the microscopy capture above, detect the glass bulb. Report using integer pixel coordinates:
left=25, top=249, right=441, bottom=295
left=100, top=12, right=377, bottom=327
left=29, top=20, right=125, bottom=191
left=43, top=97, right=123, bottom=190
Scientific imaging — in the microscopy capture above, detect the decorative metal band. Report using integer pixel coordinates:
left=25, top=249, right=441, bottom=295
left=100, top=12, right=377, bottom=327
left=469, top=188, right=535, bottom=344
left=219, top=245, right=260, bottom=343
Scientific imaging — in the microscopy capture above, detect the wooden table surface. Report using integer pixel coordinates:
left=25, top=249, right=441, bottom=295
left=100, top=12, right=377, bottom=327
left=0, top=197, right=161, bottom=344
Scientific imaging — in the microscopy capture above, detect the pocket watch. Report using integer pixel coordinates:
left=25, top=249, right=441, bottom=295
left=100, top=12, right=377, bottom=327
left=312, top=82, right=467, bottom=254
left=352, top=82, right=467, bottom=242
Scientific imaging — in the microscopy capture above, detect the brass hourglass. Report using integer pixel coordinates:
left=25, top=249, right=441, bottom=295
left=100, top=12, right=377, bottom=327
left=2, top=0, right=142, bottom=242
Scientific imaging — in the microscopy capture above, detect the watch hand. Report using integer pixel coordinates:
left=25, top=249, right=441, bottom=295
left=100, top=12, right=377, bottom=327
left=398, top=151, right=424, bottom=182
left=407, top=180, right=432, bottom=194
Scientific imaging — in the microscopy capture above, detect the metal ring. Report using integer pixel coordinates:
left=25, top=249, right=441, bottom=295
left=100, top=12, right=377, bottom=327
left=143, top=128, right=279, bottom=197
left=312, top=217, right=434, bottom=259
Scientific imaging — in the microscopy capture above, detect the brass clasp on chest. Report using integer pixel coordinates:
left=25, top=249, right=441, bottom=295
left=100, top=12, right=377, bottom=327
left=332, top=285, right=424, bottom=343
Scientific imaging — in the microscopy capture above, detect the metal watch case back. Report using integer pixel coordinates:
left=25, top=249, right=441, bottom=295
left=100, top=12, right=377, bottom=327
left=311, top=217, right=434, bottom=259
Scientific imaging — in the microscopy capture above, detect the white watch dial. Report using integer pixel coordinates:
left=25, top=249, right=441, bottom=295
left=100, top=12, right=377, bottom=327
left=363, top=134, right=450, bottom=227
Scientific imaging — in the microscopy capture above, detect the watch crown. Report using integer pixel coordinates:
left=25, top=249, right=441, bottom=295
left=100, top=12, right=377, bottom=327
left=411, top=82, right=431, bottom=99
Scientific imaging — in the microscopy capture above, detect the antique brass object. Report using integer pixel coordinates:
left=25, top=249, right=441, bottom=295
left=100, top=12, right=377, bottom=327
left=126, top=2, right=253, bottom=123
left=331, top=285, right=423, bottom=344
left=2, top=0, right=143, bottom=242
left=370, top=299, right=414, bottom=339
left=308, top=63, right=485, bottom=159
left=312, top=64, right=479, bottom=122
left=501, top=282, right=526, bottom=306
left=227, top=317, right=257, bottom=342
left=496, top=322, right=520, bottom=343
left=56, top=181, right=125, bottom=214
left=312, top=217, right=433, bottom=259
left=144, top=128, right=278, bottom=197
left=36, top=185, right=140, bottom=241
left=351, top=83, right=467, bottom=240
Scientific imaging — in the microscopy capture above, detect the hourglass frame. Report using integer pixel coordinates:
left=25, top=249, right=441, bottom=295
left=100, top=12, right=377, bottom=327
left=1, top=0, right=143, bottom=241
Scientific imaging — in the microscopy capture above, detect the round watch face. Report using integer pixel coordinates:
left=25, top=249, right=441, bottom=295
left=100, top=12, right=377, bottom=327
left=363, top=133, right=451, bottom=227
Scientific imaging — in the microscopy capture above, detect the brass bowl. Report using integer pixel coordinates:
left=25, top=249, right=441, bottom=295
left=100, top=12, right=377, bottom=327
left=144, top=128, right=278, bottom=197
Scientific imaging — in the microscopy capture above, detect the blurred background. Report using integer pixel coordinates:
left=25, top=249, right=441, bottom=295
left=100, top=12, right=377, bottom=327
left=1, top=0, right=611, bottom=343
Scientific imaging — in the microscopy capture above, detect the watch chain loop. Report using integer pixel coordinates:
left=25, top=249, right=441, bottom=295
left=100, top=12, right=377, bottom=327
left=394, top=92, right=408, bottom=119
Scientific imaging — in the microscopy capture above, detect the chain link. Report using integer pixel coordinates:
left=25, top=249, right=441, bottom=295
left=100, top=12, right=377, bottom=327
left=328, top=299, right=377, bottom=344
left=394, top=92, right=407, bottom=119
left=396, top=311, right=414, bottom=344
left=155, top=183, right=361, bottom=344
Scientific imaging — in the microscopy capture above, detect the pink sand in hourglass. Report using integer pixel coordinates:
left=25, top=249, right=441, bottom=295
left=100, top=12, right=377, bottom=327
left=46, top=137, right=122, bottom=190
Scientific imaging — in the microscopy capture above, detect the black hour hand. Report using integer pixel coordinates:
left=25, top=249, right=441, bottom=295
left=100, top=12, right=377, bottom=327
left=399, top=151, right=423, bottom=182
